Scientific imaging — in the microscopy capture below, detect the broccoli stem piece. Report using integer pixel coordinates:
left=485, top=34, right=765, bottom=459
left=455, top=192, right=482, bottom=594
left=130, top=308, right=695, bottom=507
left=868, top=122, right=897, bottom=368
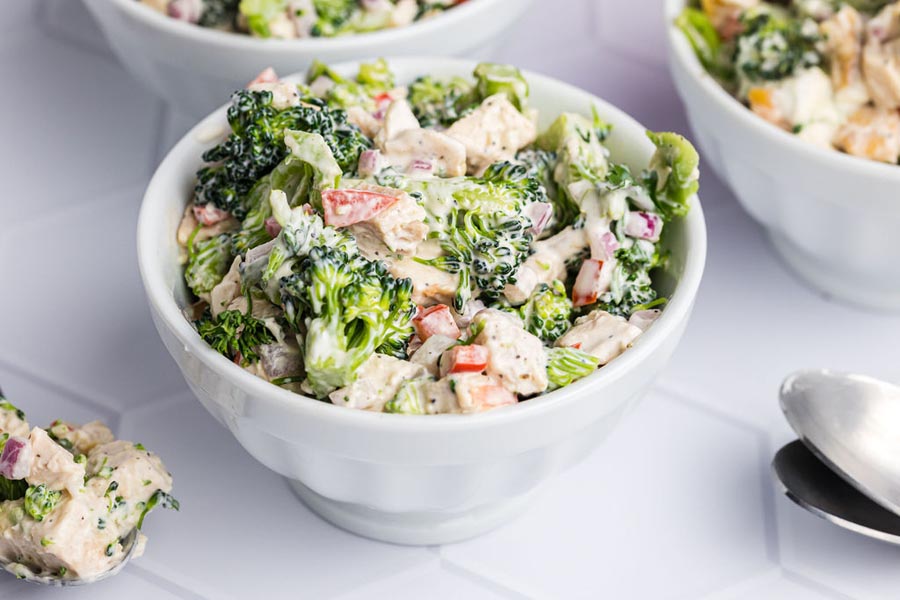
left=546, top=347, right=601, bottom=391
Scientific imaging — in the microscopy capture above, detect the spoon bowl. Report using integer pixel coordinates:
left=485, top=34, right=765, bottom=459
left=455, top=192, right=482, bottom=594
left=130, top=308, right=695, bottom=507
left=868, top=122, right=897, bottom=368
left=773, top=440, right=900, bottom=545
left=780, top=369, right=900, bottom=518
left=3, top=528, right=139, bottom=586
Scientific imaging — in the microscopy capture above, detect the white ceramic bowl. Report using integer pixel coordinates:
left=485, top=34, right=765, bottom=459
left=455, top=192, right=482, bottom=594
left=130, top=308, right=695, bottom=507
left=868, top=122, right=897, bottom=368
left=82, top=0, right=534, bottom=117
left=666, top=0, right=900, bottom=311
left=138, top=57, right=707, bottom=545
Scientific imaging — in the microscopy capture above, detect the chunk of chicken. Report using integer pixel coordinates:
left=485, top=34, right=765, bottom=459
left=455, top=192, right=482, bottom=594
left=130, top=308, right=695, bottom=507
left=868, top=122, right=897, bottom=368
left=382, top=129, right=468, bottom=177
left=833, top=105, right=900, bottom=163
left=246, top=81, right=302, bottom=109
left=450, top=373, right=517, bottom=413
left=472, top=309, right=548, bottom=396
left=27, top=428, right=86, bottom=496
left=347, top=183, right=428, bottom=255
left=821, top=5, right=870, bottom=114
left=863, top=38, right=900, bottom=109
left=446, top=94, right=537, bottom=175
left=0, top=405, right=29, bottom=438
left=329, top=355, right=428, bottom=412
left=421, top=378, right=460, bottom=414
left=386, top=256, right=459, bottom=306
left=176, top=204, right=239, bottom=248
left=504, top=227, right=588, bottom=305
left=209, top=257, right=242, bottom=318
left=346, top=106, right=381, bottom=139
left=747, top=67, right=842, bottom=148
left=49, top=421, right=115, bottom=456
left=84, top=440, right=172, bottom=504
left=374, top=99, right=421, bottom=148
left=555, top=310, right=642, bottom=366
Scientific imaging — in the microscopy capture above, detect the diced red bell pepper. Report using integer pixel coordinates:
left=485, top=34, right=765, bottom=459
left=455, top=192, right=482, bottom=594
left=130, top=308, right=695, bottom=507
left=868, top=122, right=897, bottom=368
left=321, top=189, right=398, bottom=228
left=413, top=304, right=460, bottom=341
left=572, top=259, right=613, bottom=308
left=193, top=203, right=231, bottom=226
left=446, top=344, right=489, bottom=374
left=247, top=67, right=278, bottom=87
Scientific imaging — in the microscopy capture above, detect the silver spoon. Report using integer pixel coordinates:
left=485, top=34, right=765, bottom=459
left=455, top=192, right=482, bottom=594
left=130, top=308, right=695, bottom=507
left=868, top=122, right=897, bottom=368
left=4, top=528, right=139, bottom=586
left=780, top=369, right=900, bottom=517
left=773, top=439, right=900, bottom=545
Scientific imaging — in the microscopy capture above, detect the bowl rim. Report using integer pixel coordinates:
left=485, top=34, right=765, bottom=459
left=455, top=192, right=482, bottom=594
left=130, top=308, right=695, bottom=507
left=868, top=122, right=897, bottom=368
left=137, top=56, right=707, bottom=433
left=109, top=0, right=508, bottom=51
left=664, top=0, right=900, bottom=183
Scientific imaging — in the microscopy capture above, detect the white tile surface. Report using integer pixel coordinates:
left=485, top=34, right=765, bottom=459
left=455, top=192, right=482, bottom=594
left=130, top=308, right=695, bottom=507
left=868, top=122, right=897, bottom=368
left=1, top=0, right=899, bottom=597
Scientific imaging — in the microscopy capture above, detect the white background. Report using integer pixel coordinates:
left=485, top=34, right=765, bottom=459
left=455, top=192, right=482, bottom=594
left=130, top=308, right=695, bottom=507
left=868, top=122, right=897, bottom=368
left=2, top=0, right=900, bottom=598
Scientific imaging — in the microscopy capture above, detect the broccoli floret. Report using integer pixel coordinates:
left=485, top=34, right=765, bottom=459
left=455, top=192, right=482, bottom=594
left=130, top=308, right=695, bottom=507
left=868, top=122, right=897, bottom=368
left=199, top=0, right=239, bottom=27
left=233, top=129, right=344, bottom=255
left=194, top=89, right=368, bottom=218
left=408, top=75, right=477, bottom=127
left=195, top=309, right=274, bottom=365
left=643, top=131, right=700, bottom=221
left=518, top=280, right=573, bottom=343
left=676, top=7, right=735, bottom=82
left=307, top=60, right=396, bottom=111
left=260, top=189, right=355, bottom=286
left=137, top=490, right=180, bottom=530
left=24, top=484, right=62, bottom=522
left=238, top=0, right=288, bottom=37
left=473, top=63, right=529, bottom=112
left=311, top=0, right=356, bottom=36
left=592, top=236, right=662, bottom=318
left=536, top=111, right=610, bottom=226
left=185, top=233, right=233, bottom=298
left=279, top=246, right=416, bottom=397
left=546, top=347, right=601, bottom=391
left=734, top=8, right=821, bottom=84
left=375, top=165, right=544, bottom=311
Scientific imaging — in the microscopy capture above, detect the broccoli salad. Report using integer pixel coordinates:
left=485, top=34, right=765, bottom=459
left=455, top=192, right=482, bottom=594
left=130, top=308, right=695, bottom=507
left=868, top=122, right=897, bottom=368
left=678, top=0, right=900, bottom=164
left=0, top=393, right=177, bottom=582
left=177, top=60, right=699, bottom=414
left=140, top=0, right=464, bottom=38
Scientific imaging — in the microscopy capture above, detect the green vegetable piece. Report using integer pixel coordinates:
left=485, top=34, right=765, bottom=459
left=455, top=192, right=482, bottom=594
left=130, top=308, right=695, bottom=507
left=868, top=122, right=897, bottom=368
left=734, top=8, right=820, bottom=84
left=282, top=130, right=343, bottom=206
left=408, top=75, right=476, bottom=127
left=473, top=63, right=529, bottom=111
left=311, top=0, right=356, bottom=36
left=675, top=7, right=733, bottom=80
left=546, top=347, right=601, bottom=391
left=0, top=398, right=24, bottom=422
left=0, top=476, right=27, bottom=502
left=357, top=58, right=394, bottom=91
left=518, top=280, right=573, bottom=343
left=24, top=485, right=62, bottom=522
left=184, top=232, right=233, bottom=297
left=645, top=131, right=699, bottom=221
left=385, top=379, right=428, bottom=415
left=137, top=490, right=180, bottom=530
left=279, top=246, right=416, bottom=396
left=239, top=0, right=288, bottom=37
left=195, top=309, right=274, bottom=365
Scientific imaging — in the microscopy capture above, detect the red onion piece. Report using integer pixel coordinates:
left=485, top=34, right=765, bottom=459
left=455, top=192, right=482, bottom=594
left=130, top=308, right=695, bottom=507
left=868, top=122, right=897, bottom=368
left=357, top=149, right=383, bottom=177
left=167, top=0, right=202, bottom=23
left=524, top=202, right=553, bottom=236
left=0, top=436, right=33, bottom=480
left=264, top=217, right=282, bottom=238
left=623, top=211, right=662, bottom=242
left=409, top=159, right=433, bottom=174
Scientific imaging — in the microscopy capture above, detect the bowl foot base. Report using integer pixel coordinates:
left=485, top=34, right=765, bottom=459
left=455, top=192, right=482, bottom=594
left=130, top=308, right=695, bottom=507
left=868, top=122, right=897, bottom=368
left=768, top=232, right=900, bottom=313
left=288, top=479, right=538, bottom=545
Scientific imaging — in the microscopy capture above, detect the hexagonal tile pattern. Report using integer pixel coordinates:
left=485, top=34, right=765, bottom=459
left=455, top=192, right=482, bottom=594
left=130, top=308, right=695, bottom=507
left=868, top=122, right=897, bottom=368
left=116, top=394, right=434, bottom=599
left=2, top=0, right=900, bottom=597
left=0, top=184, right=187, bottom=411
left=441, top=391, right=774, bottom=599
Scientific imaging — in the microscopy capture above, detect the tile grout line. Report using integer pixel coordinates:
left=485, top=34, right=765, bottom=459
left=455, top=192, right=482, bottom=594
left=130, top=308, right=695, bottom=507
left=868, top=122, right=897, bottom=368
left=437, top=552, right=544, bottom=600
